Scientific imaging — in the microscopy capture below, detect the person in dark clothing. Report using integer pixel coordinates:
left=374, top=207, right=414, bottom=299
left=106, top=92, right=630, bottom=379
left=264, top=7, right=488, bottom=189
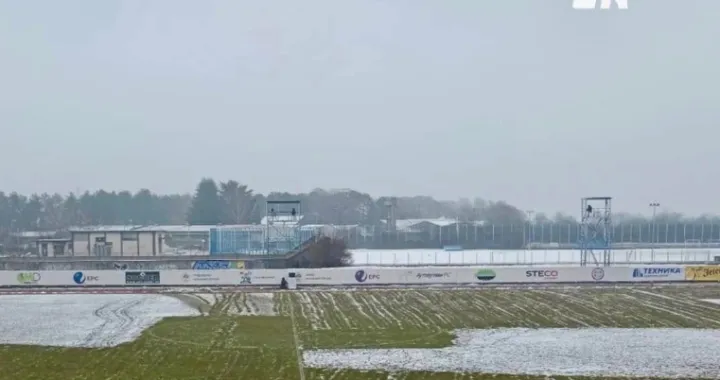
left=280, top=277, right=288, bottom=289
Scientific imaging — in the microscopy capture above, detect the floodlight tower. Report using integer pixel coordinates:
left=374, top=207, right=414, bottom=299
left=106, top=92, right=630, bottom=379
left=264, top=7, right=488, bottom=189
left=579, top=197, right=613, bottom=266
left=265, top=200, right=302, bottom=255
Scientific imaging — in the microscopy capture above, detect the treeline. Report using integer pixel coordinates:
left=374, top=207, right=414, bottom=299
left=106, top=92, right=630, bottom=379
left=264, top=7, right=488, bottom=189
left=1, top=178, right=719, bottom=235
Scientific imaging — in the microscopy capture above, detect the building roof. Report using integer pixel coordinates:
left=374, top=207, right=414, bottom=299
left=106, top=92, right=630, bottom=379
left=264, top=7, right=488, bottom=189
left=387, top=218, right=485, bottom=231
left=396, top=218, right=458, bottom=230
left=10, top=231, right=58, bottom=238
left=68, top=224, right=249, bottom=233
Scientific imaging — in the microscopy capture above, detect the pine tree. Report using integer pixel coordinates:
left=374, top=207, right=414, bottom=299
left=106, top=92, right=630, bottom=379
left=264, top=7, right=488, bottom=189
left=187, top=178, right=223, bottom=225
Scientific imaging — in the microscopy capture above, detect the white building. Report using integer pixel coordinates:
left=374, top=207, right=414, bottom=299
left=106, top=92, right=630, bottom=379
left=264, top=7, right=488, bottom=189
left=69, top=226, right=165, bottom=257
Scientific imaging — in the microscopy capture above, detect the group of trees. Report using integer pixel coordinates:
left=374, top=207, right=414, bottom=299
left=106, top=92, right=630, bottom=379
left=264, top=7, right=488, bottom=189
left=1, top=178, right=719, bottom=237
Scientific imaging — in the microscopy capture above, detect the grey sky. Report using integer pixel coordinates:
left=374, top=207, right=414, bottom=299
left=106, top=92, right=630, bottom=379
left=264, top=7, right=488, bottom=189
left=0, top=0, right=718, bottom=216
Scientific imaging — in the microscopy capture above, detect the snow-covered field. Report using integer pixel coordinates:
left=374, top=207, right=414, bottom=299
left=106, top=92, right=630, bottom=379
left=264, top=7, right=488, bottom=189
left=187, top=292, right=277, bottom=315
left=304, top=328, right=720, bottom=378
left=350, top=247, right=720, bottom=265
left=0, top=294, right=199, bottom=347
left=2, top=287, right=720, bottom=379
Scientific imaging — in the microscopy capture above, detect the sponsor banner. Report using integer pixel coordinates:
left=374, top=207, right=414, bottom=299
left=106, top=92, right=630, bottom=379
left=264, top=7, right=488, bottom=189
left=191, top=260, right=245, bottom=270
left=474, top=268, right=498, bottom=282
left=236, top=270, right=279, bottom=285
left=0, top=267, right=693, bottom=287
left=631, top=267, right=684, bottom=281
left=525, top=269, right=560, bottom=280
left=0, top=271, right=124, bottom=286
left=160, top=270, right=274, bottom=285
left=293, top=270, right=341, bottom=285
left=180, top=272, right=222, bottom=284
left=590, top=267, right=606, bottom=281
left=685, top=266, right=720, bottom=281
left=455, top=267, right=632, bottom=283
left=72, top=271, right=100, bottom=285
left=125, top=271, right=161, bottom=285
left=16, top=271, right=42, bottom=285
left=401, top=269, right=457, bottom=284
left=352, top=269, right=382, bottom=284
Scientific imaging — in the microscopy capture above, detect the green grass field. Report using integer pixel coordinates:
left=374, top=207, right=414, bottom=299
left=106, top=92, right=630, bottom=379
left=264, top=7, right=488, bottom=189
left=1, top=286, right=720, bottom=380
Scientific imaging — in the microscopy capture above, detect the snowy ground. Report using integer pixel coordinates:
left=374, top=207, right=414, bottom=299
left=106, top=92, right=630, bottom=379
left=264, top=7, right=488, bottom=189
left=0, top=294, right=199, bottom=348
left=2, top=287, right=720, bottom=379
left=187, top=292, right=277, bottom=315
left=304, top=328, right=720, bottom=378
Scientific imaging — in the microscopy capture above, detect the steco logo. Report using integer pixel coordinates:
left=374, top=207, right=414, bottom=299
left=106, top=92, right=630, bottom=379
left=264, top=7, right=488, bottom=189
left=73, top=272, right=99, bottom=284
left=526, top=270, right=558, bottom=279
left=355, top=270, right=379, bottom=283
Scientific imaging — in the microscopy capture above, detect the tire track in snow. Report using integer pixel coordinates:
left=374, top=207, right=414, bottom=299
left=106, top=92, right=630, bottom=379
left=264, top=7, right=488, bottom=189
left=83, top=299, right=141, bottom=347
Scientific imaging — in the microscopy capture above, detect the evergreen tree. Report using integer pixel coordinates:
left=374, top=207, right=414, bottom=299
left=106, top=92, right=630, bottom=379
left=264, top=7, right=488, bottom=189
left=187, top=178, right=224, bottom=225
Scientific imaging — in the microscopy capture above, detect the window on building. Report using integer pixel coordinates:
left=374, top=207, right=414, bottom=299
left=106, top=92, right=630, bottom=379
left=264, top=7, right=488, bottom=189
left=53, top=243, right=65, bottom=256
left=122, top=232, right=138, bottom=241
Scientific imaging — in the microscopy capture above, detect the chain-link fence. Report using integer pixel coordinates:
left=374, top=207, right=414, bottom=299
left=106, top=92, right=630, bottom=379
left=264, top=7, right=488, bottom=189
left=320, top=223, right=720, bottom=250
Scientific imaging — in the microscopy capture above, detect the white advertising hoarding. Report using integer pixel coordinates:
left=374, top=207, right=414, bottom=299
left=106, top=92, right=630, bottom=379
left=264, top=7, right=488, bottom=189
left=625, top=266, right=685, bottom=282
left=293, top=269, right=345, bottom=285
left=0, top=266, right=688, bottom=287
left=0, top=270, right=125, bottom=286
left=161, top=270, right=283, bottom=286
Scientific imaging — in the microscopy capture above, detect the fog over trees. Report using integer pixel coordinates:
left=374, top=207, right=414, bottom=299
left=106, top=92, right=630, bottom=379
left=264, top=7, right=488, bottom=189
left=0, top=178, right=717, bottom=235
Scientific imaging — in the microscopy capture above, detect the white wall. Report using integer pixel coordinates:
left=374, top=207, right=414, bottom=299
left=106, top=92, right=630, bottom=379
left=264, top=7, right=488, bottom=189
left=71, top=231, right=159, bottom=256
left=0, top=265, right=697, bottom=287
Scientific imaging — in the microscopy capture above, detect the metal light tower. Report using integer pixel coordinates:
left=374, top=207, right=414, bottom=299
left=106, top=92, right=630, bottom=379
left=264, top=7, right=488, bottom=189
left=649, top=202, right=660, bottom=260
left=579, top=197, right=613, bottom=266
left=265, top=200, right=302, bottom=255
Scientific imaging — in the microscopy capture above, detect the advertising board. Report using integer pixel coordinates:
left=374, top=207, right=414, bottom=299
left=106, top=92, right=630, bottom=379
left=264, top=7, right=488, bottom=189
left=191, top=260, right=244, bottom=270
left=125, top=271, right=161, bottom=285
left=685, top=266, right=720, bottom=281
left=0, top=266, right=694, bottom=287
left=630, top=267, right=684, bottom=282
left=236, top=270, right=281, bottom=286
left=293, top=270, right=342, bottom=285
left=0, top=271, right=125, bottom=286
left=351, top=269, right=383, bottom=284
left=453, top=267, right=633, bottom=284
left=400, top=269, right=457, bottom=284
left=70, top=271, right=125, bottom=285
left=179, top=271, right=223, bottom=284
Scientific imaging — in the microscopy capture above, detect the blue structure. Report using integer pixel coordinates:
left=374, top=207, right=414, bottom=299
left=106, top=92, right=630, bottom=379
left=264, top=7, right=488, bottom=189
left=209, top=226, right=264, bottom=254
left=209, top=199, right=317, bottom=255
left=209, top=226, right=319, bottom=255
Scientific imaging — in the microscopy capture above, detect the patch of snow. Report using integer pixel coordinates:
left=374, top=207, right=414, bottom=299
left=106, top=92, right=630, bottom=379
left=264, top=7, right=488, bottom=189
left=0, top=294, right=199, bottom=348
left=192, top=293, right=217, bottom=305
left=228, top=293, right=277, bottom=316
left=702, top=299, right=720, bottom=306
left=303, top=328, right=720, bottom=378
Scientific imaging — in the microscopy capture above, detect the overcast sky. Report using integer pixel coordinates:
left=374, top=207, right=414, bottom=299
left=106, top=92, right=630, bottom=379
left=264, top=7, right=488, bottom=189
left=0, top=0, right=718, bottom=216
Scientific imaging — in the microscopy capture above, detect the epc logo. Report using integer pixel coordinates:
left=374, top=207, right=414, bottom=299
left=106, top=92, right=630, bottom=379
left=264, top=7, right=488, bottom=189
left=73, top=272, right=99, bottom=285
left=355, top=270, right=380, bottom=283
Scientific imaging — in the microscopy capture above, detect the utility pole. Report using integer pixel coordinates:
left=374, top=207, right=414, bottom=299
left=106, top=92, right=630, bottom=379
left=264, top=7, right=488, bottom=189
left=649, top=202, right=660, bottom=260
left=526, top=210, right=535, bottom=245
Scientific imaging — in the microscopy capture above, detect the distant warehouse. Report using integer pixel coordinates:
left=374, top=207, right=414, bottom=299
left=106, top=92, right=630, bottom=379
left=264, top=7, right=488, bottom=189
left=64, top=225, right=218, bottom=257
